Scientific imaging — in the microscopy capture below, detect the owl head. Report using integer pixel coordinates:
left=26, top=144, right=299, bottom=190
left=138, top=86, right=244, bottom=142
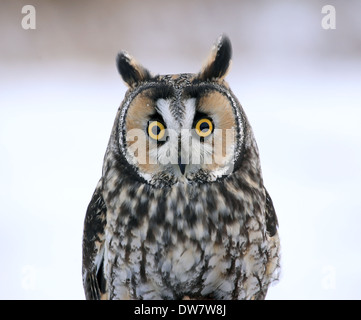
left=107, top=35, right=253, bottom=187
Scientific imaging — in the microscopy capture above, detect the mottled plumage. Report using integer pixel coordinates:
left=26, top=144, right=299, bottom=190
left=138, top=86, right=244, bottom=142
left=82, top=35, right=280, bottom=300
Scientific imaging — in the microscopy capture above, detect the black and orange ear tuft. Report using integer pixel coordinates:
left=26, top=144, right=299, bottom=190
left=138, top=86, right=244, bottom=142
left=116, top=51, right=152, bottom=87
left=198, top=34, right=232, bottom=81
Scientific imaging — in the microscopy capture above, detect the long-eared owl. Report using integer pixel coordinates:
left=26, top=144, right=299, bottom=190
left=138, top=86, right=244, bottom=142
left=82, top=35, right=280, bottom=300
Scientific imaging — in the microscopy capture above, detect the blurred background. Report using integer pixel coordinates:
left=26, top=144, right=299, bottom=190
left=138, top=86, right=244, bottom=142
left=0, top=0, right=360, bottom=299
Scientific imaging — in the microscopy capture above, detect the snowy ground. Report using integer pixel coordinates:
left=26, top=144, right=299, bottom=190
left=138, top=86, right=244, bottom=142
left=1, top=58, right=360, bottom=299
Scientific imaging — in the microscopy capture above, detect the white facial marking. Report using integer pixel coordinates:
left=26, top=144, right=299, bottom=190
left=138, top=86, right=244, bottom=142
left=182, top=98, right=196, bottom=129
left=156, top=99, right=179, bottom=131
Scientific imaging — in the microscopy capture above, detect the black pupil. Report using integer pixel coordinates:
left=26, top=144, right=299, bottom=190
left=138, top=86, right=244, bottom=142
left=152, top=124, right=161, bottom=136
left=200, top=121, right=210, bottom=132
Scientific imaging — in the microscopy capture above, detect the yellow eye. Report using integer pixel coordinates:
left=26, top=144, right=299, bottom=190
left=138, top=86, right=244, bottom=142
left=195, top=118, right=213, bottom=137
left=148, top=121, right=165, bottom=140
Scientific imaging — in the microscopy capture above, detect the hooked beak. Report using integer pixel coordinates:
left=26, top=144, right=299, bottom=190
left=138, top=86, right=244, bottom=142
left=178, top=156, right=186, bottom=175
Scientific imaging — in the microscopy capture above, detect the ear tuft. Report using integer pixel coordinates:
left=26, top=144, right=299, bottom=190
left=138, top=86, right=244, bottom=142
left=198, top=34, right=232, bottom=81
left=116, top=51, right=152, bottom=87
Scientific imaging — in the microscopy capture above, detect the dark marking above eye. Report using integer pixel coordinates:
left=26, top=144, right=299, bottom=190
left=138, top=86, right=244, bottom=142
left=183, top=85, right=212, bottom=99
left=193, top=111, right=210, bottom=124
left=147, top=85, right=175, bottom=101
left=148, top=112, right=165, bottom=125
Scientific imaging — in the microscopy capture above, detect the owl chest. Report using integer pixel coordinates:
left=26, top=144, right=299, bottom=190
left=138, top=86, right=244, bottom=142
left=103, top=186, right=264, bottom=299
left=104, top=218, right=245, bottom=299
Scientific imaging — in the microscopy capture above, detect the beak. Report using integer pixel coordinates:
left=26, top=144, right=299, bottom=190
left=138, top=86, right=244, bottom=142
left=178, top=156, right=186, bottom=175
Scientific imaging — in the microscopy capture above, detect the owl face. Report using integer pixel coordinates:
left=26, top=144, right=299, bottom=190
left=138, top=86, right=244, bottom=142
left=114, top=36, right=246, bottom=187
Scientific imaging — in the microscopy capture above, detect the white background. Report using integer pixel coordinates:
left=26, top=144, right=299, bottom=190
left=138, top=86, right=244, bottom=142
left=1, top=0, right=360, bottom=299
